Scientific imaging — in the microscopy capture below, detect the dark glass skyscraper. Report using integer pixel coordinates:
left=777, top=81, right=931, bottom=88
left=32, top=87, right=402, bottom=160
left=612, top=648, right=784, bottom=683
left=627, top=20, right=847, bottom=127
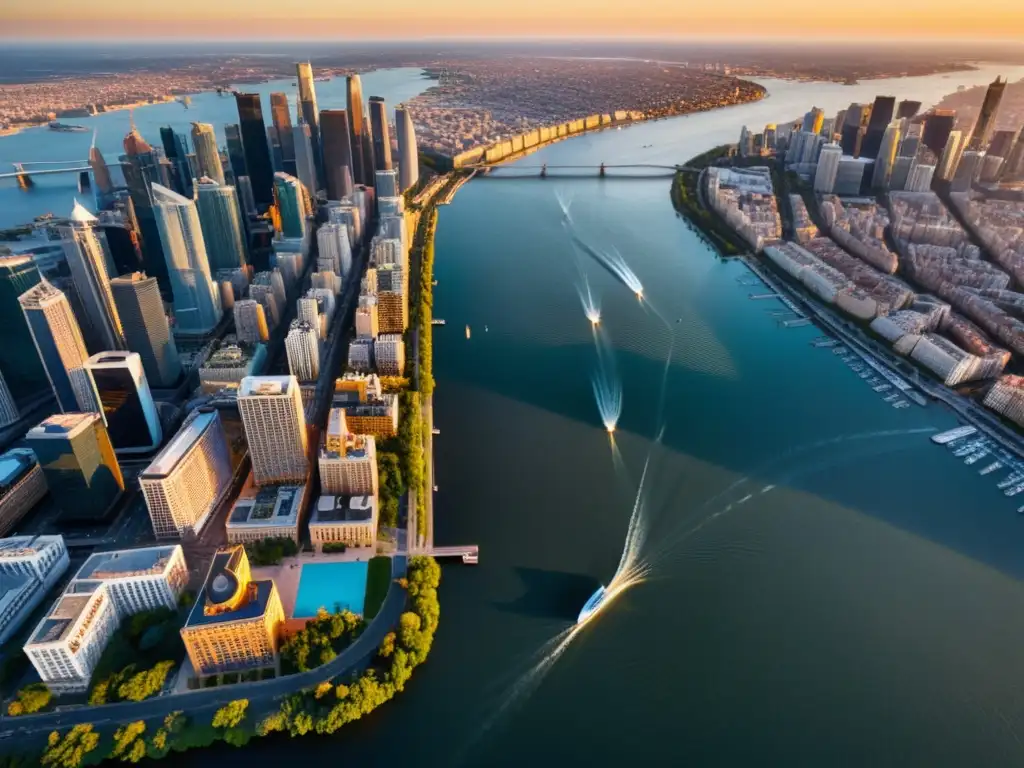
left=896, top=100, right=922, bottom=119
left=346, top=75, right=368, bottom=185
left=270, top=92, right=297, bottom=177
left=840, top=104, right=868, bottom=156
left=922, top=110, right=957, bottom=158
left=297, top=62, right=324, bottom=193
left=988, top=130, right=1018, bottom=161
left=110, top=273, right=181, bottom=388
left=968, top=76, right=1007, bottom=151
left=321, top=109, right=355, bottom=200
left=860, top=96, right=896, bottom=159
left=121, top=128, right=170, bottom=296
left=224, top=124, right=248, bottom=185
left=234, top=93, right=274, bottom=207
left=160, top=126, right=193, bottom=197
left=369, top=97, right=393, bottom=171
left=0, top=255, right=46, bottom=404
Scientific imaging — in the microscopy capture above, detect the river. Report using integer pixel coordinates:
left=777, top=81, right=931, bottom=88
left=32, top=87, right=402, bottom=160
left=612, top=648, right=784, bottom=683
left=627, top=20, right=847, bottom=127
left=21, top=61, right=1024, bottom=764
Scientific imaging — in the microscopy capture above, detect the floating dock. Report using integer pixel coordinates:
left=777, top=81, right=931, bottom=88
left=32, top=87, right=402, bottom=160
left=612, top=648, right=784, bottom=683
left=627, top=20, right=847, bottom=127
left=931, top=426, right=978, bottom=445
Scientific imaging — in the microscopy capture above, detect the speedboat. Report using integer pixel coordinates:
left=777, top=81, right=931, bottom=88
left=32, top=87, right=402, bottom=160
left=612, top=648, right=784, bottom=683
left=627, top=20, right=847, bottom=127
left=577, top=585, right=607, bottom=624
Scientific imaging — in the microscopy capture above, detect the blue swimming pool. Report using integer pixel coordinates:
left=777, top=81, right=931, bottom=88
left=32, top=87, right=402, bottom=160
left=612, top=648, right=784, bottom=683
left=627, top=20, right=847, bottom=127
left=294, top=561, right=369, bottom=617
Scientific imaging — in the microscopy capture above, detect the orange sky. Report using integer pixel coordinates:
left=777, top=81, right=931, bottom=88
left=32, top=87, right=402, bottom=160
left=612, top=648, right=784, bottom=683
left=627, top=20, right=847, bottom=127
left=3, top=1, right=1024, bottom=40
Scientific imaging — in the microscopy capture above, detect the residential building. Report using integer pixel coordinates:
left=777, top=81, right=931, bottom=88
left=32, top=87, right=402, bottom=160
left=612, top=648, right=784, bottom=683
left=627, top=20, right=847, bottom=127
left=26, top=413, right=124, bottom=523
left=83, top=352, right=161, bottom=454
left=309, top=495, right=377, bottom=551
left=0, top=535, right=68, bottom=645
left=59, top=201, right=123, bottom=353
left=347, top=339, right=373, bottom=371
left=195, top=179, right=247, bottom=271
left=71, top=545, right=188, bottom=617
left=317, top=223, right=352, bottom=277
left=18, top=280, right=94, bottom=412
left=0, top=450, right=46, bottom=537
left=319, top=409, right=377, bottom=496
left=190, top=123, right=225, bottom=185
left=140, top=410, right=232, bottom=540
left=225, top=478, right=305, bottom=544
left=151, top=183, right=222, bottom=334
left=311, top=271, right=341, bottom=296
left=396, top=106, right=419, bottom=192
left=234, top=299, right=269, bottom=344
left=905, top=163, right=936, bottom=193
left=355, top=295, right=379, bottom=339
left=180, top=545, right=284, bottom=676
left=371, top=236, right=403, bottom=267
left=336, top=393, right=398, bottom=437
left=285, top=320, right=320, bottom=382
left=234, top=93, right=274, bottom=206
left=110, top=273, right=181, bottom=388
left=374, top=333, right=405, bottom=375
left=238, top=376, right=309, bottom=485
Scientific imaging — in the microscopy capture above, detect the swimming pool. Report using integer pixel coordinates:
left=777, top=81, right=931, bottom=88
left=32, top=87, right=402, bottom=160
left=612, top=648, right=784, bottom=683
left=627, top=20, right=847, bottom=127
left=293, top=561, right=369, bottom=617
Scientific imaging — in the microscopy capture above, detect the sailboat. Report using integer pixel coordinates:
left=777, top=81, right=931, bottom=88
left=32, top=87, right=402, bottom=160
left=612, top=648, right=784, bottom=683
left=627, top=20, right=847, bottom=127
left=465, top=325, right=471, bottom=339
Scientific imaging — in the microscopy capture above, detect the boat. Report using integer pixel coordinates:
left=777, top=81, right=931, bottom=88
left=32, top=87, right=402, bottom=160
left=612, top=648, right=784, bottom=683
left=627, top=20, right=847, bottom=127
left=1007, top=481, right=1024, bottom=497
left=893, top=400, right=910, bottom=409
left=484, top=325, right=489, bottom=333
left=980, top=461, right=1003, bottom=475
left=48, top=121, right=88, bottom=133
left=997, top=473, right=1023, bottom=490
left=465, top=325, right=471, bottom=339
left=931, top=426, right=978, bottom=445
left=1018, top=504, right=1024, bottom=514
left=431, top=318, right=446, bottom=326
left=953, top=441, right=983, bottom=458
left=965, top=450, right=988, bottom=466
left=577, top=585, right=607, bottom=624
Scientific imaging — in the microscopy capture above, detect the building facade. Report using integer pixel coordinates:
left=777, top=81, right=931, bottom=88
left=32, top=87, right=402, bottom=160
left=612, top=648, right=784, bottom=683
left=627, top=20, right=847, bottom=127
left=395, top=106, right=419, bottom=192
left=0, top=254, right=47, bottom=404
left=320, top=109, right=355, bottom=201
left=0, top=535, right=68, bottom=645
left=195, top=180, right=248, bottom=271
left=238, top=376, right=309, bottom=485
left=110, top=273, right=182, bottom=388
left=374, top=333, right=405, bottom=376
left=285, top=320, right=320, bottom=382
left=0, top=450, right=46, bottom=537
left=319, top=409, right=377, bottom=496
left=234, top=93, right=275, bottom=206
left=84, top=352, right=162, bottom=454
left=190, top=122, right=226, bottom=185
left=234, top=299, right=269, bottom=344
left=309, top=495, right=377, bottom=551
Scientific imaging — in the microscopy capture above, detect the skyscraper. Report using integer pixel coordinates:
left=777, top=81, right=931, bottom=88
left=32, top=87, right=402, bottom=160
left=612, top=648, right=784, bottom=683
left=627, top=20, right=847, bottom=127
left=233, top=299, right=269, bottom=344
left=937, top=130, right=965, bottom=181
left=285, top=320, right=320, bottom=382
left=121, top=128, right=170, bottom=295
left=813, top=144, right=842, bottom=193
left=195, top=179, right=247, bottom=271
left=88, top=144, right=114, bottom=198
left=369, top=96, right=392, bottom=171
left=273, top=172, right=309, bottom=239
left=191, top=123, right=225, bottom=185
left=296, top=62, right=324, bottom=193
left=860, top=96, right=896, bottom=159
left=110, top=273, right=181, bottom=388
left=320, top=109, right=355, bottom=201
left=317, top=222, right=352, bottom=278
left=224, top=124, right=248, bottom=185
left=871, top=121, right=902, bottom=190
left=18, top=281, right=95, bottom=412
left=59, top=201, right=123, bottom=353
left=968, top=76, right=1007, bottom=151
left=1005, top=126, right=1024, bottom=181
left=83, top=351, right=161, bottom=454
left=362, top=116, right=376, bottom=187
left=346, top=75, right=367, bottom=185
left=151, top=183, right=221, bottom=334
left=802, top=107, right=825, bottom=135
left=293, top=120, right=319, bottom=198
left=395, top=106, right=419, bottom=192
left=375, top=169, right=399, bottom=199
left=160, top=127, right=193, bottom=198
left=922, top=109, right=957, bottom=158
left=0, top=254, right=47, bottom=403
left=840, top=104, right=869, bottom=156
left=234, top=93, right=274, bottom=207
left=269, top=92, right=296, bottom=177
left=238, top=375, right=309, bottom=485
left=0, top=373, right=17, bottom=428
left=987, top=130, right=1017, bottom=162
left=897, top=100, right=922, bottom=120
left=26, top=413, right=124, bottom=521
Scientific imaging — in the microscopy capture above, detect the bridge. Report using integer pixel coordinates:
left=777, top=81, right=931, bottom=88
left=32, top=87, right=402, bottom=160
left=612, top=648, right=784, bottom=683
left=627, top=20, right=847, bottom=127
left=468, top=162, right=696, bottom=179
left=2, top=160, right=93, bottom=190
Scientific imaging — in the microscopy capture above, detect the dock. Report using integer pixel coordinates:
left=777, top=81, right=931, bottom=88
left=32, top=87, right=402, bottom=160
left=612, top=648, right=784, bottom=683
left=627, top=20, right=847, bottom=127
left=782, top=318, right=812, bottom=328
left=431, top=318, right=447, bottom=326
left=749, top=293, right=780, bottom=300
left=419, top=545, right=479, bottom=565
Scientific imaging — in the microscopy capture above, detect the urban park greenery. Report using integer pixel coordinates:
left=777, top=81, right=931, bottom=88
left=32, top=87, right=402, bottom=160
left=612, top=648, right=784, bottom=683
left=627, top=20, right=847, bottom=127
left=244, top=536, right=299, bottom=566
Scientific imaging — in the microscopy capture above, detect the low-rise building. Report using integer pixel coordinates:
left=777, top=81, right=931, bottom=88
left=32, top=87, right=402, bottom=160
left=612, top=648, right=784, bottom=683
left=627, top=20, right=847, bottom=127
left=319, top=410, right=377, bottom=496
left=0, top=449, right=47, bottom=537
left=0, top=535, right=69, bottom=645
left=225, top=477, right=306, bottom=544
left=180, top=545, right=284, bottom=677
left=374, top=334, right=405, bottom=376
left=198, top=343, right=266, bottom=393
left=71, top=545, right=188, bottom=617
left=309, top=495, right=377, bottom=551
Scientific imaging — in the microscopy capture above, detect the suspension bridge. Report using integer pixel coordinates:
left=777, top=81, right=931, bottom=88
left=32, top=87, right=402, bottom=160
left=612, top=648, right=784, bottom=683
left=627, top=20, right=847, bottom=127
left=1, top=160, right=94, bottom=190
left=468, top=162, right=696, bottom=179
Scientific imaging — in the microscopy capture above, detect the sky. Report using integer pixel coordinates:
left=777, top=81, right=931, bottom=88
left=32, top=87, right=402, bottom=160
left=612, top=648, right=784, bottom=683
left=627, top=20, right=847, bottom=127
left=3, top=0, right=1024, bottom=40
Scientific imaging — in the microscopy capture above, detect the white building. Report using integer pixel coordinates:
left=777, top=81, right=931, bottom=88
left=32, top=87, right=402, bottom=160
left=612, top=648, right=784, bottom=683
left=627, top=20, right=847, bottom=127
left=238, top=376, right=309, bottom=485
left=71, top=545, right=188, bottom=617
left=225, top=480, right=306, bottom=544
left=0, top=535, right=69, bottom=645
left=374, top=333, right=405, bottom=376
left=317, top=222, right=353, bottom=277
left=355, top=295, right=379, bottom=339
left=311, top=271, right=341, bottom=296
left=297, top=296, right=320, bottom=334
left=371, top=236, right=403, bottom=267
left=286, top=320, right=320, bottom=382
left=140, top=410, right=233, bottom=540
left=905, top=163, right=936, bottom=193
left=309, top=495, right=378, bottom=551
left=319, top=410, right=377, bottom=496
left=813, top=144, right=842, bottom=193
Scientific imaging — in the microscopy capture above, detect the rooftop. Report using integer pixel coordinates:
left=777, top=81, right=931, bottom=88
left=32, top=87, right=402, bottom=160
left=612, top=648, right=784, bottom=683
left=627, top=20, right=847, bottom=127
left=227, top=481, right=304, bottom=528
left=29, top=584, right=101, bottom=645
left=239, top=375, right=297, bottom=398
left=27, top=412, right=97, bottom=441
left=0, top=571, right=35, bottom=621
left=312, top=495, right=375, bottom=524
left=184, top=546, right=277, bottom=628
left=17, top=278, right=65, bottom=308
left=0, top=449, right=36, bottom=489
left=142, top=411, right=218, bottom=478
left=0, top=535, right=63, bottom=559
left=75, top=545, right=179, bottom=581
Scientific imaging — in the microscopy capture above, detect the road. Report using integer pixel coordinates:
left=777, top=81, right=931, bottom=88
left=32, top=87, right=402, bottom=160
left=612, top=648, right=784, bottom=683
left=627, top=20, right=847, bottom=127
left=0, top=556, right=408, bottom=745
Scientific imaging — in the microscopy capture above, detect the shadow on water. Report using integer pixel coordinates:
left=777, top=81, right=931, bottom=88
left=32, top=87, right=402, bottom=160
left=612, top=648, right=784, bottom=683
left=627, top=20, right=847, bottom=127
left=493, top=568, right=602, bottom=621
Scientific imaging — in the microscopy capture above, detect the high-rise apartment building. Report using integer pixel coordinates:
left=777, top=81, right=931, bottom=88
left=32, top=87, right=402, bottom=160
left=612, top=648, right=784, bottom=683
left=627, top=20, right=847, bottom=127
left=195, top=179, right=247, bottom=271
left=26, top=413, right=124, bottom=522
left=238, top=375, right=309, bottom=485
left=19, top=281, right=94, bottom=412
left=318, top=409, right=377, bottom=496
left=273, top=172, right=309, bottom=239
left=71, top=545, right=188, bottom=616
left=180, top=545, right=284, bottom=676
left=347, top=75, right=369, bottom=185
left=285, top=321, right=320, bottom=382
left=374, top=333, right=405, bottom=376
left=109, top=273, right=181, bottom=388
left=375, top=170, right=399, bottom=200
left=317, top=222, right=352, bottom=277
left=369, top=96, right=392, bottom=171
left=141, top=410, right=232, bottom=539
left=296, top=62, right=324, bottom=192
left=269, top=92, right=296, bottom=177
left=860, top=96, right=896, bottom=159
left=376, top=263, right=407, bottom=334
left=968, top=77, right=1007, bottom=151
left=234, top=93, right=274, bottom=207
left=0, top=255, right=46, bottom=404
left=84, top=352, right=161, bottom=454
left=0, top=450, right=47, bottom=537
left=0, top=535, right=68, bottom=645
left=151, top=183, right=221, bottom=334
left=59, top=201, right=123, bottom=353
left=312, top=271, right=341, bottom=296
left=395, top=106, right=419, bottom=192
left=320, top=110, right=355, bottom=201
left=233, top=299, right=269, bottom=343
left=190, top=123, right=225, bottom=185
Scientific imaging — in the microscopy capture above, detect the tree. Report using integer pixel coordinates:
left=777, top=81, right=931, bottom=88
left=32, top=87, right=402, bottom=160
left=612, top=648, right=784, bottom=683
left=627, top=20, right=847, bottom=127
left=117, top=660, right=174, bottom=701
left=314, top=681, right=333, bottom=699
left=7, top=682, right=51, bottom=716
left=212, top=699, right=249, bottom=730
left=379, top=631, right=396, bottom=658
left=111, top=721, right=146, bottom=761
left=398, top=612, right=422, bottom=648
left=41, top=724, right=100, bottom=768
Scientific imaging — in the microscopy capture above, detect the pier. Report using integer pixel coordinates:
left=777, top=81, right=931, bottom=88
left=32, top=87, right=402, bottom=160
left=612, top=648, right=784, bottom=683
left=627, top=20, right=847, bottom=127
left=749, top=292, right=780, bottom=300
left=408, top=545, right=479, bottom=564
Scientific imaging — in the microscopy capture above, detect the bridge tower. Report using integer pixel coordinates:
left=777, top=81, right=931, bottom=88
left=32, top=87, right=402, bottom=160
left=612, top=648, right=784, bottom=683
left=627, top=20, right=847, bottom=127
left=599, top=163, right=606, bottom=178
left=14, top=163, right=33, bottom=190
left=540, top=163, right=546, bottom=178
